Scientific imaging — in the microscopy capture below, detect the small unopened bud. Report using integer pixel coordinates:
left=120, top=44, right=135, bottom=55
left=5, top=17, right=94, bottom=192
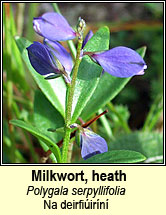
left=77, top=17, right=86, bottom=38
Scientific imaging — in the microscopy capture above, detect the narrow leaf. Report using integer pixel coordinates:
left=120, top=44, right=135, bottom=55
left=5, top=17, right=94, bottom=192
left=33, top=90, right=64, bottom=143
left=10, top=119, right=62, bottom=163
left=108, top=131, right=163, bottom=162
left=82, top=150, right=146, bottom=163
left=83, top=26, right=110, bottom=52
left=81, top=46, right=147, bottom=120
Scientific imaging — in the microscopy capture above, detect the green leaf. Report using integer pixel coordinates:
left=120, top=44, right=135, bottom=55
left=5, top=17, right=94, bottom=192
left=82, top=150, right=146, bottom=163
left=15, top=36, right=66, bottom=117
left=108, top=131, right=163, bottom=163
left=33, top=90, right=64, bottom=143
left=83, top=26, right=110, bottom=52
left=81, top=46, right=147, bottom=120
left=10, top=119, right=62, bottom=163
left=71, top=56, right=102, bottom=123
left=81, top=74, right=130, bottom=120
left=136, top=46, right=147, bottom=57
left=71, top=27, right=110, bottom=123
left=3, top=4, right=29, bottom=92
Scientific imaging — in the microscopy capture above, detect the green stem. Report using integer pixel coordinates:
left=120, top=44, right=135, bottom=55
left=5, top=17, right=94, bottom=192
left=67, top=142, right=74, bottom=163
left=62, top=37, right=83, bottom=163
left=52, top=3, right=61, bottom=14
left=67, top=40, right=77, bottom=59
left=98, top=109, right=114, bottom=140
left=66, top=38, right=83, bottom=125
left=107, top=102, right=131, bottom=133
left=52, top=2, right=83, bottom=162
left=62, top=127, right=71, bottom=163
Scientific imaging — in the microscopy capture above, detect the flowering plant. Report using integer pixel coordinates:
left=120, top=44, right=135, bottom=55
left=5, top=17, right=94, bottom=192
left=8, top=3, right=162, bottom=164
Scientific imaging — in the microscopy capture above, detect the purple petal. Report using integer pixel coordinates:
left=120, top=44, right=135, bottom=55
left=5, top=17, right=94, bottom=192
left=26, top=42, right=59, bottom=76
left=33, top=12, right=76, bottom=41
left=82, top=30, right=93, bottom=48
left=44, top=39, right=73, bottom=74
left=80, top=129, right=108, bottom=160
left=92, top=46, right=147, bottom=78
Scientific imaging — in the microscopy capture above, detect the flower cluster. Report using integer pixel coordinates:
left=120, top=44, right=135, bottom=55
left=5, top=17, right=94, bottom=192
left=27, top=12, right=147, bottom=81
left=27, top=12, right=147, bottom=160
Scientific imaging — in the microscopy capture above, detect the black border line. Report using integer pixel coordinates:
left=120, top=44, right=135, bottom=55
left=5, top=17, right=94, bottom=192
left=1, top=1, right=165, bottom=166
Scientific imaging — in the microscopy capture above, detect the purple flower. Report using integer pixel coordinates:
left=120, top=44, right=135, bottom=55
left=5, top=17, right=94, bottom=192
left=27, top=41, right=72, bottom=83
left=79, top=129, right=108, bottom=160
left=33, top=12, right=77, bottom=41
left=44, top=39, right=73, bottom=74
left=82, top=30, right=93, bottom=48
left=27, top=42, right=59, bottom=76
left=90, top=46, right=147, bottom=78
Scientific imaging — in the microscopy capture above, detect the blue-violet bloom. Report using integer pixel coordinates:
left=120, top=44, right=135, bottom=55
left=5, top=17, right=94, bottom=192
left=79, top=128, right=108, bottom=160
left=33, top=12, right=77, bottom=41
left=82, top=30, right=93, bottom=48
left=27, top=41, right=73, bottom=83
left=44, top=38, right=73, bottom=74
left=89, top=46, right=147, bottom=78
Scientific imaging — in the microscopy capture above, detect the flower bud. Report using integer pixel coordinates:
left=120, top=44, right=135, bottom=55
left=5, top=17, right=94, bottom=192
left=77, top=17, right=86, bottom=38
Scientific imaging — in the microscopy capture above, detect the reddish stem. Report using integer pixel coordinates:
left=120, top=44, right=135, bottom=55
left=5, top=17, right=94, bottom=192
left=44, top=109, right=108, bottom=158
left=56, top=109, right=108, bottom=148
